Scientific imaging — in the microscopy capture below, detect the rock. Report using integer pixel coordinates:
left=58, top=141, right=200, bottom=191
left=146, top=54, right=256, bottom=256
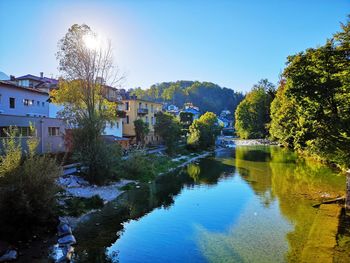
left=57, top=222, right=72, bottom=237
left=0, top=249, right=17, bottom=262
left=58, top=234, right=76, bottom=246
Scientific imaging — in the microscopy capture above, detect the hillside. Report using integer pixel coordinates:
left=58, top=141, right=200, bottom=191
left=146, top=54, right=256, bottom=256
left=129, top=81, right=244, bottom=115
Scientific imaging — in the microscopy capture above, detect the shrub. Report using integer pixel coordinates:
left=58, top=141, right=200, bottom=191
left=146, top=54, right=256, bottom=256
left=121, top=152, right=156, bottom=182
left=73, top=120, right=123, bottom=185
left=0, top=128, right=61, bottom=241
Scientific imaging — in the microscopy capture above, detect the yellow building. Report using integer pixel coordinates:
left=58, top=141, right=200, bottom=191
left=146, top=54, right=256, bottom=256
left=122, top=98, right=163, bottom=145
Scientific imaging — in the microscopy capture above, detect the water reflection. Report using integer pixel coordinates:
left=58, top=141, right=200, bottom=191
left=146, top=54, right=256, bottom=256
left=197, top=146, right=345, bottom=263
left=73, top=147, right=346, bottom=263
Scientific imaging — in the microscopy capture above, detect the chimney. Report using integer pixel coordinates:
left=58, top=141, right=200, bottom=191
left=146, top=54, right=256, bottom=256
left=40, top=72, right=44, bottom=78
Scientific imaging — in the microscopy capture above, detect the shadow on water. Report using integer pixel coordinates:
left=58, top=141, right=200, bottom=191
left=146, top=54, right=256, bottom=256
left=72, top=156, right=235, bottom=262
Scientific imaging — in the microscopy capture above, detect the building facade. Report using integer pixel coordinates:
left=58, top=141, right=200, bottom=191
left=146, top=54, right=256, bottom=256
left=122, top=97, right=163, bottom=145
left=0, top=80, right=66, bottom=153
left=0, top=80, right=49, bottom=117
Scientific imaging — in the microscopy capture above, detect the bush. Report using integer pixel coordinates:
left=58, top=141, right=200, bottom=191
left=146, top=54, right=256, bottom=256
left=121, top=152, right=156, bottom=182
left=0, top=128, right=61, bottom=241
left=73, top=120, right=123, bottom=185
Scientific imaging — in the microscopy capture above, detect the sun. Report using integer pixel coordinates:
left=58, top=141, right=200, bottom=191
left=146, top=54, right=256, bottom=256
left=83, top=34, right=98, bottom=50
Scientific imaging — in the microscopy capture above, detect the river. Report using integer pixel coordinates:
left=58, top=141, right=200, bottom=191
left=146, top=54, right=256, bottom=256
left=71, top=146, right=349, bottom=262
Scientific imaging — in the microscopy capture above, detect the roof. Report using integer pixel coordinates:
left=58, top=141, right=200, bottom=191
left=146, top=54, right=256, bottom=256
left=16, top=74, right=58, bottom=85
left=0, top=80, right=49, bottom=95
left=183, top=108, right=200, bottom=114
left=122, top=98, right=163, bottom=105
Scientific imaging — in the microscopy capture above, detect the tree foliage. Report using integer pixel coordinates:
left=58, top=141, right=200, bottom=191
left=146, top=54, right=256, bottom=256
left=130, top=81, right=244, bottom=115
left=134, top=119, right=150, bottom=145
left=187, top=112, right=221, bottom=150
left=235, top=79, right=275, bottom=139
left=154, top=112, right=182, bottom=154
left=270, top=17, right=350, bottom=169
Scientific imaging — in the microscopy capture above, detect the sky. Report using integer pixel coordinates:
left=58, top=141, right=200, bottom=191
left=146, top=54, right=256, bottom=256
left=0, top=0, right=349, bottom=92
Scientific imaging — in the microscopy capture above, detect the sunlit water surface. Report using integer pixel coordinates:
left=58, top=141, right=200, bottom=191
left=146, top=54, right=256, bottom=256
left=73, top=146, right=348, bottom=263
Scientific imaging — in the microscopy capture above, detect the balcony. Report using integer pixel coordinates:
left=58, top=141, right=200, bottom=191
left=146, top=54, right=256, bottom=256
left=137, top=108, right=149, bottom=115
left=116, top=110, right=126, bottom=118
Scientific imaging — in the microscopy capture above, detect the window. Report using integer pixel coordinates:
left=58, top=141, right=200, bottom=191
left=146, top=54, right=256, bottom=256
left=151, top=117, right=154, bottom=125
left=126, top=115, right=129, bottom=124
left=0, top=94, right=2, bottom=104
left=42, top=102, right=45, bottom=107
left=145, top=116, right=149, bottom=124
left=0, top=126, right=33, bottom=137
left=125, top=102, right=129, bottom=111
left=48, top=127, right=60, bottom=136
left=31, top=100, right=34, bottom=106
left=9, top=98, right=15, bottom=109
left=23, top=99, right=30, bottom=106
left=139, top=102, right=142, bottom=108
left=151, top=105, right=154, bottom=113
left=145, top=103, right=148, bottom=109
left=20, top=127, right=31, bottom=136
left=37, top=101, right=40, bottom=106
left=116, top=122, right=119, bottom=129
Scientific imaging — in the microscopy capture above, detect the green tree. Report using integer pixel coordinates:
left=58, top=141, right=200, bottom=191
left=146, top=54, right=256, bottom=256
left=52, top=24, right=123, bottom=184
left=235, top=79, right=275, bottom=139
left=130, top=80, right=244, bottom=115
left=134, top=119, right=150, bottom=145
left=270, top=17, right=350, bottom=169
left=154, top=112, right=182, bottom=154
left=187, top=112, right=221, bottom=150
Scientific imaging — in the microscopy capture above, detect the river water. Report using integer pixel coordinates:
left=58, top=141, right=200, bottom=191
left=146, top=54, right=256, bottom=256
left=72, top=146, right=349, bottom=262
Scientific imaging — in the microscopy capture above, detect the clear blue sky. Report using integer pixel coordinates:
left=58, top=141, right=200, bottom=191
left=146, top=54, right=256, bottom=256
left=0, top=0, right=349, bottom=92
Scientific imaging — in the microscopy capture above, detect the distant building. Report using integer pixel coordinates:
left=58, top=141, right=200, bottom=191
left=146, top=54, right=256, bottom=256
left=121, top=94, right=163, bottom=145
left=165, top=104, right=180, bottom=117
left=183, top=103, right=200, bottom=120
left=217, top=117, right=230, bottom=128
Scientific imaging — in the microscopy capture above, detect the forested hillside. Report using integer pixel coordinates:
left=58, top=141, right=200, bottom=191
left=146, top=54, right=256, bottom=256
left=129, top=81, right=244, bottom=114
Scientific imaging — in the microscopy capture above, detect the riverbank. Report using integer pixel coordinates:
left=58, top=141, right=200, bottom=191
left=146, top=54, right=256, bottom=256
left=57, top=149, right=216, bottom=229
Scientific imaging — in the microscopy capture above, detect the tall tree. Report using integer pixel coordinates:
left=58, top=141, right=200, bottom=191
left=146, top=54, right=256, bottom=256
left=51, top=24, right=123, bottom=183
left=187, top=112, right=221, bottom=150
left=154, top=112, right=182, bottom=154
left=134, top=119, right=150, bottom=145
left=270, top=17, right=350, bottom=169
left=234, top=79, right=275, bottom=139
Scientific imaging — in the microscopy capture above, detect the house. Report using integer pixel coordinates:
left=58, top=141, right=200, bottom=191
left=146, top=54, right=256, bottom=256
left=0, top=80, right=66, bottom=153
left=15, top=72, right=59, bottom=93
left=217, top=117, right=230, bottom=128
left=121, top=94, right=163, bottom=145
left=183, top=103, right=200, bottom=120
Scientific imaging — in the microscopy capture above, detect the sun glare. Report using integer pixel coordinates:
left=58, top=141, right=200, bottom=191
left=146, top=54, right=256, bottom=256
left=83, top=34, right=98, bottom=50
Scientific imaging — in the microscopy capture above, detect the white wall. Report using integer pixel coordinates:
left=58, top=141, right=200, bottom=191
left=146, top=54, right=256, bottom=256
left=104, top=119, right=123, bottom=137
left=0, top=85, right=49, bottom=117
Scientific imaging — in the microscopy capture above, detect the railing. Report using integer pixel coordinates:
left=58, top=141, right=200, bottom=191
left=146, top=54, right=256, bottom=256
left=137, top=108, right=149, bottom=115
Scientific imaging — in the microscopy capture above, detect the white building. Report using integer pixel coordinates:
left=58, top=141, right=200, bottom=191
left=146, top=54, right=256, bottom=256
left=0, top=80, right=49, bottom=117
left=0, top=80, right=66, bottom=153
